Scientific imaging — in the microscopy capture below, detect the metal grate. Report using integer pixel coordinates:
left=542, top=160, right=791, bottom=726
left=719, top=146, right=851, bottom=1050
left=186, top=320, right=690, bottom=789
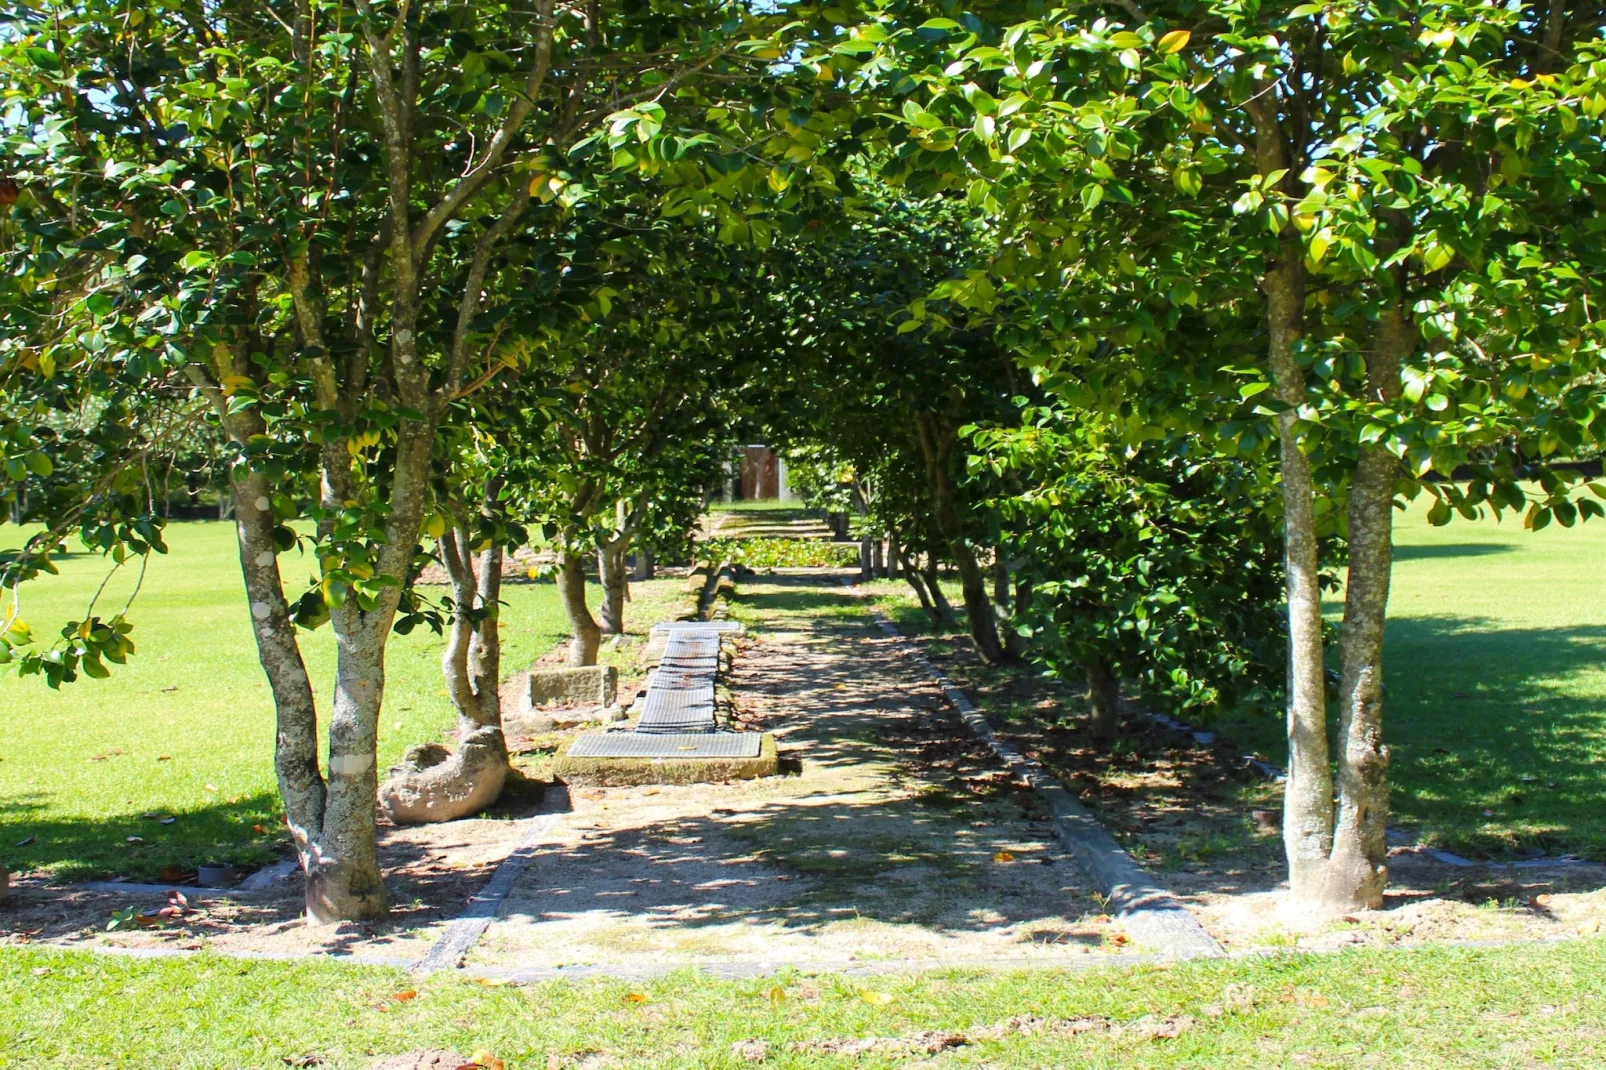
left=567, top=733, right=762, bottom=759
left=652, top=620, right=743, bottom=634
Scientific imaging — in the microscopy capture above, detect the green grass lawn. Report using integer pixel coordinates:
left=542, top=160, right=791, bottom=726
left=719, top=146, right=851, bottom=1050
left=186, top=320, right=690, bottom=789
left=0, top=521, right=680, bottom=882
left=861, top=494, right=1606, bottom=860
left=2, top=938, right=1603, bottom=1067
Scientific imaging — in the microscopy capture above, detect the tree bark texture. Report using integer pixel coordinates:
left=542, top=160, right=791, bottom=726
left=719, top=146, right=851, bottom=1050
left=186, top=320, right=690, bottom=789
left=920, top=560, right=958, bottom=625
left=559, top=550, right=601, bottom=666
left=379, top=489, right=510, bottom=826
left=1086, top=657, right=1120, bottom=741
left=1250, top=95, right=1334, bottom=905
left=1320, top=307, right=1408, bottom=910
left=915, top=412, right=1006, bottom=663
left=598, top=537, right=630, bottom=634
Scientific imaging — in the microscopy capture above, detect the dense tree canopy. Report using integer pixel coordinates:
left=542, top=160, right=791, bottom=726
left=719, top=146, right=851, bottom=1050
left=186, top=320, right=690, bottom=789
left=5, top=0, right=1606, bottom=922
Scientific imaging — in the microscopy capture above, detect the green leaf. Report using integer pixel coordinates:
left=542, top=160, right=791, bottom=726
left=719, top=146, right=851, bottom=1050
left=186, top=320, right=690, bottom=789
left=1426, top=498, right=1452, bottom=526
left=24, top=47, right=61, bottom=71
left=1238, top=381, right=1272, bottom=399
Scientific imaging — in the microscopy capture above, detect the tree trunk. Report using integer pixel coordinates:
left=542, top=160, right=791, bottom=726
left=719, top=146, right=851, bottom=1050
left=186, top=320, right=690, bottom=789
left=872, top=539, right=885, bottom=578
left=632, top=547, right=655, bottom=581
left=559, top=550, right=601, bottom=666
left=311, top=606, right=391, bottom=922
left=859, top=537, right=873, bottom=582
left=1087, top=657, right=1120, bottom=741
left=379, top=497, right=510, bottom=826
left=1250, top=95, right=1334, bottom=906
left=1004, top=574, right=1032, bottom=660
left=915, top=413, right=1006, bottom=662
left=598, top=537, right=630, bottom=634
left=1320, top=307, right=1408, bottom=910
left=226, top=468, right=327, bottom=907
left=887, top=529, right=901, bottom=578
left=921, top=559, right=957, bottom=626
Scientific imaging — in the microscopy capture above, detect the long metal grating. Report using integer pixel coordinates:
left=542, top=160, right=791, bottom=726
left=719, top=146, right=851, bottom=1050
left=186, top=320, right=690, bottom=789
left=635, top=632, right=720, bottom=733
left=567, top=732, right=762, bottom=759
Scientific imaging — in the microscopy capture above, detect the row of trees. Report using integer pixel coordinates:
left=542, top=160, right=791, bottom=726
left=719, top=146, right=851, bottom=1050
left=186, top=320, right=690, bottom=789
left=4, top=0, right=1606, bottom=922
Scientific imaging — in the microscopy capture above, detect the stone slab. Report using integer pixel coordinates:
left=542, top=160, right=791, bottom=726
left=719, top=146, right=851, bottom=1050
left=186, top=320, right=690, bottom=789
left=552, top=733, right=777, bottom=787
left=525, top=664, right=617, bottom=706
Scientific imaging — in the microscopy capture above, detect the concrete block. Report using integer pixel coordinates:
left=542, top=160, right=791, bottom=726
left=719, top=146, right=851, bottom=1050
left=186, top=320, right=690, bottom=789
left=525, top=665, right=617, bottom=707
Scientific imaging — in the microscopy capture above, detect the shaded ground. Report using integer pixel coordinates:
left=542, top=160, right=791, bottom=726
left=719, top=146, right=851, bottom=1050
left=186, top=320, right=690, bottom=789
left=468, top=570, right=1133, bottom=970
left=857, top=578, right=1606, bottom=954
left=1, top=784, right=549, bottom=962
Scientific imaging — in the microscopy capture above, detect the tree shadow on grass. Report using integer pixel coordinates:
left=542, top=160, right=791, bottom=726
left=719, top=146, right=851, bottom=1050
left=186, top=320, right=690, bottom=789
left=1376, top=615, right=1606, bottom=858
left=1392, top=542, right=1514, bottom=561
left=0, top=790, right=286, bottom=883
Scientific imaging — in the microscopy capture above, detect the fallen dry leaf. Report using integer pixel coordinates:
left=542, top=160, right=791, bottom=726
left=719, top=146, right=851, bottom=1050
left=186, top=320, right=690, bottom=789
left=157, top=755, right=172, bottom=761
left=992, top=851, right=1016, bottom=863
left=858, top=990, right=896, bottom=1007
left=30, top=967, right=50, bottom=977
left=1532, top=894, right=1553, bottom=908
left=1578, top=919, right=1600, bottom=935
left=204, top=784, right=219, bottom=793
left=624, top=991, right=650, bottom=1003
left=252, top=824, right=269, bottom=834
left=393, top=990, right=418, bottom=1002
left=766, top=985, right=785, bottom=1004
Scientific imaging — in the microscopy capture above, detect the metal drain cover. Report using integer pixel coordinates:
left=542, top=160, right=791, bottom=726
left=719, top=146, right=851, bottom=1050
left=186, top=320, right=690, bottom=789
left=567, top=733, right=763, bottom=759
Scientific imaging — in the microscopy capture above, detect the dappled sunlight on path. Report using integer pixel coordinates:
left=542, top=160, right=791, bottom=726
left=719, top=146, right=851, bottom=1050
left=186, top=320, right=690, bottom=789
left=469, top=572, right=1131, bottom=968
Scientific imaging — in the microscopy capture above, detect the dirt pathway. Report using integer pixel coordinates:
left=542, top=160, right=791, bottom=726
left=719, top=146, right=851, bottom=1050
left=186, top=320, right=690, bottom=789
left=468, top=570, right=1131, bottom=970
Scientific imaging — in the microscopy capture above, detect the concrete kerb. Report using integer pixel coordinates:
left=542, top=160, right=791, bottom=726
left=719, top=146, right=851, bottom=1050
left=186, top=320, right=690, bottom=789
left=839, top=578, right=1225, bottom=961
left=411, top=785, right=572, bottom=975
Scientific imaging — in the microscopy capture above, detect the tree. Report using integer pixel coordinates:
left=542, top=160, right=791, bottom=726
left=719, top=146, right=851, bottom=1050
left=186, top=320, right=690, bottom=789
left=0, top=0, right=823, bottom=921
left=843, top=0, right=1606, bottom=909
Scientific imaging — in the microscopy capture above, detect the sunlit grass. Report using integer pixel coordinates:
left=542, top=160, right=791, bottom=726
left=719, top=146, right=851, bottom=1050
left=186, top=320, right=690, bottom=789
left=0, top=520, right=680, bottom=880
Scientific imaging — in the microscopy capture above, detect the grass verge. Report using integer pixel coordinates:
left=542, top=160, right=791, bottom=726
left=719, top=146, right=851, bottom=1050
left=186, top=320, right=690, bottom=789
left=2, top=938, right=1603, bottom=1067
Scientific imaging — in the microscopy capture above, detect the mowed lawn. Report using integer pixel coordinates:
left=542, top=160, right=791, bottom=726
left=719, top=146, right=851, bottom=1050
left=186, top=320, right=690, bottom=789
left=866, top=493, right=1606, bottom=860
left=2, top=939, right=1604, bottom=1068
left=0, top=521, right=680, bottom=881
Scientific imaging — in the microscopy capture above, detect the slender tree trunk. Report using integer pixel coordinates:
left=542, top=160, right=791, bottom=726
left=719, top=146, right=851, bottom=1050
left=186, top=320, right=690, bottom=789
left=898, top=547, right=938, bottom=621
left=559, top=550, right=601, bottom=666
left=1320, top=308, right=1408, bottom=910
left=632, top=546, right=655, bottom=581
left=915, top=413, right=1005, bottom=662
left=227, top=469, right=325, bottom=889
left=887, top=528, right=901, bottom=578
left=1086, top=657, right=1120, bottom=741
left=1250, top=96, right=1333, bottom=905
left=313, top=608, right=390, bottom=921
left=1004, top=574, right=1032, bottom=660
left=921, top=558, right=957, bottom=625
left=871, top=539, right=885, bottom=578
left=598, top=536, right=630, bottom=634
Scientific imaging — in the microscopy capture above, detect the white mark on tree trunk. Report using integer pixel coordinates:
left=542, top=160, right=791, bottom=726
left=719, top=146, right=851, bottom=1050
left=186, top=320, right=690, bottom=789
left=255, top=551, right=275, bottom=567
left=329, top=753, right=374, bottom=775
left=251, top=601, right=272, bottom=620
left=255, top=496, right=271, bottom=512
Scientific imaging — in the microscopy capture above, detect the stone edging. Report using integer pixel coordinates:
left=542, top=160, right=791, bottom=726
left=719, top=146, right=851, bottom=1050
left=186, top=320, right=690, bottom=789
left=411, top=785, right=571, bottom=974
left=839, top=579, right=1224, bottom=961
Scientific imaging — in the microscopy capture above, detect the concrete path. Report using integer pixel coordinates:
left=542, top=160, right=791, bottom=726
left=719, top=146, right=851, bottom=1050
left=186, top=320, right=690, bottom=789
left=466, top=571, right=1138, bottom=971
